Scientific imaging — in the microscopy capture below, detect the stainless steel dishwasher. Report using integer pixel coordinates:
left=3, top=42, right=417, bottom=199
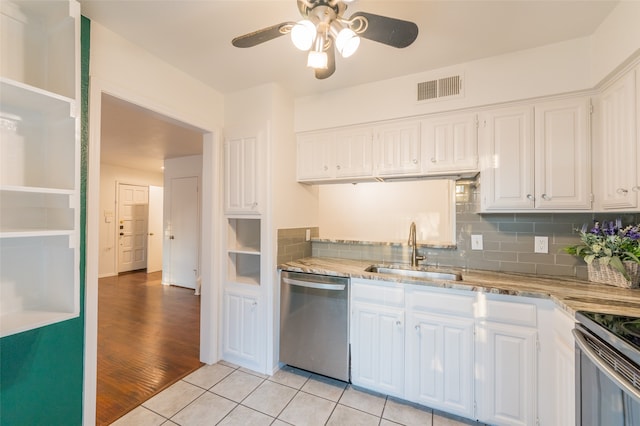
left=279, top=271, right=350, bottom=382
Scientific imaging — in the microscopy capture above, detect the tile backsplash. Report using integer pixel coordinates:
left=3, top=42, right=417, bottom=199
left=308, top=184, right=640, bottom=279
left=277, top=227, right=319, bottom=266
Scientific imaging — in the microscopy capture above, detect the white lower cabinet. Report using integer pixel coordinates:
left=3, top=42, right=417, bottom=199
left=222, top=287, right=262, bottom=372
left=349, top=281, right=570, bottom=426
left=350, top=279, right=405, bottom=396
left=475, top=320, right=538, bottom=426
left=351, top=301, right=405, bottom=397
left=406, top=311, right=475, bottom=418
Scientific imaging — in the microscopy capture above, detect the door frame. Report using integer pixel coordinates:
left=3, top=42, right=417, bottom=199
left=85, top=77, right=222, bottom=424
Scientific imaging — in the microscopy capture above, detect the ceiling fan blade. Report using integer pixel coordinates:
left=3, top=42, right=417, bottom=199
left=315, top=47, right=336, bottom=80
left=232, top=22, right=294, bottom=48
left=349, top=12, right=418, bottom=48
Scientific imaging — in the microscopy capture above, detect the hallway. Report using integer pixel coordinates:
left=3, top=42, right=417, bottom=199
left=97, top=271, right=202, bottom=425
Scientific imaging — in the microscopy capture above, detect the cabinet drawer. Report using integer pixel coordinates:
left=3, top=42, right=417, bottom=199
left=481, top=298, right=537, bottom=327
left=351, top=279, right=404, bottom=307
left=406, top=287, right=474, bottom=317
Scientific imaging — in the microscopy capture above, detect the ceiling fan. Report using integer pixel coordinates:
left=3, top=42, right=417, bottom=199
left=231, top=0, right=419, bottom=79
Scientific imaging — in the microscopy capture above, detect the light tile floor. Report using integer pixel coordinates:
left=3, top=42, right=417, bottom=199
left=111, top=362, right=486, bottom=426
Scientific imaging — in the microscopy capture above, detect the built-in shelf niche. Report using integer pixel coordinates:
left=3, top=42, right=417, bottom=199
left=0, top=0, right=79, bottom=337
left=227, top=218, right=261, bottom=285
left=1, top=0, right=78, bottom=99
left=0, top=234, right=78, bottom=336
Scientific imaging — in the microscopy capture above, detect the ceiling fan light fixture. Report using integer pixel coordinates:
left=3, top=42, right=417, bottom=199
left=291, top=19, right=316, bottom=50
left=335, top=27, right=360, bottom=58
left=307, top=50, right=328, bottom=69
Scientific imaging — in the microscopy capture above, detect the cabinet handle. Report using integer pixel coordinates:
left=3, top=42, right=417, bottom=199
left=336, top=165, right=341, bottom=170
left=396, top=320, right=402, bottom=327
left=526, top=194, right=535, bottom=201
left=430, top=157, right=436, bottom=163
left=633, top=186, right=640, bottom=192
left=415, top=325, right=420, bottom=332
left=251, top=301, right=257, bottom=307
left=617, top=188, right=629, bottom=195
left=323, top=165, right=328, bottom=171
left=412, top=159, right=418, bottom=164
left=541, top=193, right=551, bottom=201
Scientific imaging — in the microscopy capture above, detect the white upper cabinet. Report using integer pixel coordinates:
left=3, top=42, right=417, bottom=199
left=479, top=105, right=535, bottom=210
left=592, top=69, right=638, bottom=211
left=422, top=113, right=478, bottom=175
left=533, top=97, right=591, bottom=210
left=334, top=126, right=374, bottom=178
left=374, top=120, right=421, bottom=176
left=297, top=131, right=334, bottom=181
left=224, top=131, right=261, bottom=214
left=297, top=126, right=373, bottom=182
left=480, top=97, right=591, bottom=211
left=0, top=0, right=80, bottom=337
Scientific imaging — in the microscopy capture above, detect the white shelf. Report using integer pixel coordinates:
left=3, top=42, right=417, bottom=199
left=0, top=0, right=80, bottom=336
left=1, top=310, right=78, bottom=338
left=227, top=218, right=261, bottom=286
left=0, top=234, right=79, bottom=337
left=1, top=77, right=75, bottom=116
left=1, top=0, right=78, bottom=99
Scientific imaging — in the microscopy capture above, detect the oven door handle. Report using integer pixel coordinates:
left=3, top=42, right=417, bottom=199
left=282, top=277, right=346, bottom=291
left=573, top=328, right=640, bottom=403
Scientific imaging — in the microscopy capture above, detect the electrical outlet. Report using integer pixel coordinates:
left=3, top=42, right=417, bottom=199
left=534, top=236, right=549, bottom=254
left=471, top=234, right=483, bottom=250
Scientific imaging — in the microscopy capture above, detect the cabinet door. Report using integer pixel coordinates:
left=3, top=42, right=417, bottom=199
left=224, top=136, right=260, bottom=214
left=534, top=97, right=591, bottom=209
left=476, top=321, right=537, bottom=426
left=422, top=113, right=478, bottom=174
left=222, top=289, right=262, bottom=371
left=334, top=127, right=373, bottom=178
left=594, top=70, right=638, bottom=210
left=406, top=311, right=474, bottom=419
left=297, top=131, right=334, bottom=181
left=479, top=106, right=535, bottom=210
left=351, top=302, right=405, bottom=397
left=374, top=120, right=421, bottom=176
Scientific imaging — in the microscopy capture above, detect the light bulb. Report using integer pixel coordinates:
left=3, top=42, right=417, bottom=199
left=307, top=51, right=328, bottom=69
left=335, top=28, right=360, bottom=58
left=291, top=20, right=316, bottom=51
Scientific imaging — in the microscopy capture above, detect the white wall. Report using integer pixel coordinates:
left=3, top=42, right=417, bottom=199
left=294, top=1, right=640, bottom=132
left=98, top=163, right=163, bottom=278
left=162, top=155, right=203, bottom=285
left=590, top=1, right=640, bottom=85
left=318, top=180, right=455, bottom=245
left=294, top=37, right=592, bottom=132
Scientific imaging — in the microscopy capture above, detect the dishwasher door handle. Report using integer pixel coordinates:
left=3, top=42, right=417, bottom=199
left=282, top=277, right=346, bottom=291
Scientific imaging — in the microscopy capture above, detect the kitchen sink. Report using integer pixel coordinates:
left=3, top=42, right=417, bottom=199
left=365, top=264, right=463, bottom=281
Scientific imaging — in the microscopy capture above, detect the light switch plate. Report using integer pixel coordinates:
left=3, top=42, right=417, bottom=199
left=534, top=236, right=549, bottom=253
left=305, top=229, right=311, bottom=241
left=471, top=234, right=483, bottom=250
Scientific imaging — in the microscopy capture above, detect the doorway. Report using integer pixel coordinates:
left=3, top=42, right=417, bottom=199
left=92, top=92, right=207, bottom=424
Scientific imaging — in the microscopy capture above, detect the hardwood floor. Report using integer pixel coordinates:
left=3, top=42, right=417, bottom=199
left=97, top=270, right=202, bottom=426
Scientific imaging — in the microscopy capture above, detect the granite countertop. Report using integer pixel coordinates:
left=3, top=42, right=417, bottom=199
left=279, top=257, right=640, bottom=317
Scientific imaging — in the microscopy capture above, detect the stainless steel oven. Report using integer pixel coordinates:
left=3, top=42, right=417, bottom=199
left=279, top=271, right=350, bottom=382
left=574, top=311, right=640, bottom=425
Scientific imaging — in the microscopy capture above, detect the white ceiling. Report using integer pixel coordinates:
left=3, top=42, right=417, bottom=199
left=84, top=0, right=619, bottom=173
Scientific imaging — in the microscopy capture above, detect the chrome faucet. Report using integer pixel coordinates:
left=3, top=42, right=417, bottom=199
left=408, top=222, right=426, bottom=267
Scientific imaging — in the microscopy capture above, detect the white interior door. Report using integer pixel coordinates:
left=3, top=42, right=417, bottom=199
left=118, top=183, right=149, bottom=273
left=169, top=176, right=199, bottom=289
left=147, top=185, right=163, bottom=273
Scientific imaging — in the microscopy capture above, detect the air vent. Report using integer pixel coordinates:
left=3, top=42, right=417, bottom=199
left=417, top=74, right=463, bottom=101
